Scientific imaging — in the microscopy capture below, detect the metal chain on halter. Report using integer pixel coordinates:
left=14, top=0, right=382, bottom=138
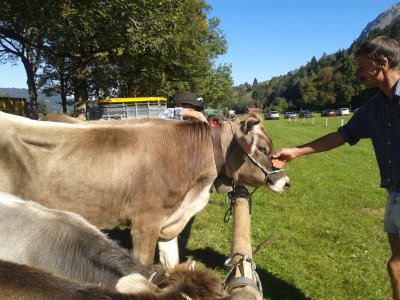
left=224, top=185, right=252, bottom=223
left=223, top=252, right=263, bottom=295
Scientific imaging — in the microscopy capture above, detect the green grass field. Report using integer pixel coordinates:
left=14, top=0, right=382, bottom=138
left=183, top=115, right=391, bottom=300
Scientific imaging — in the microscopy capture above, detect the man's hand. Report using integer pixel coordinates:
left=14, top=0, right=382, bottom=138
left=272, top=148, right=297, bottom=169
left=182, top=110, right=208, bottom=122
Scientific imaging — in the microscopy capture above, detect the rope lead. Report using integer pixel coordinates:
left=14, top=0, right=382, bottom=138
left=224, top=185, right=252, bottom=223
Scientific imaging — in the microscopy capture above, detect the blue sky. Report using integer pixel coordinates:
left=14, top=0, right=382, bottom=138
left=1, top=0, right=399, bottom=88
left=208, top=0, right=399, bottom=85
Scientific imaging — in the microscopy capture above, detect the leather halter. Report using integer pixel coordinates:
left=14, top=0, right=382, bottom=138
left=210, top=120, right=284, bottom=194
left=229, top=122, right=284, bottom=179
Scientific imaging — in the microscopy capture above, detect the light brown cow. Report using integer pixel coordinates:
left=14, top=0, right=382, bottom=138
left=0, top=111, right=289, bottom=269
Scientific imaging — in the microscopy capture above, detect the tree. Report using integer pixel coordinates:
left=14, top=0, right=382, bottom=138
left=1, top=0, right=231, bottom=116
left=300, top=77, right=318, bottom=106
left=41, top=0, right=146, bottom=113
left=273, top=96, right=289, bottom=112
left=197, top=63, right=233, bottom=108
left=253, top=78, right=258, bottom=87
left=0, top=0, right=50, bottom=118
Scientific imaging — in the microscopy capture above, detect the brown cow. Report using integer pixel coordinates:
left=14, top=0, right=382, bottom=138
left=0, top=111, right=289, bottom=269
left=0, top=260, right=261, bottom=300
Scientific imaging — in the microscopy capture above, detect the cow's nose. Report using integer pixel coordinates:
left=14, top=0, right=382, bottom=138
left=285, top=180, right=291, bottom=188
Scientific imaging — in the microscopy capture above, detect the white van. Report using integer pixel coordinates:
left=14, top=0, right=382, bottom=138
left=336, top=108, right=350, bottom=116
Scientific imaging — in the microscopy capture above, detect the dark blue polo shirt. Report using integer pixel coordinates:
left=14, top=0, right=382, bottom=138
left=338, top=80, right=400, bottom=188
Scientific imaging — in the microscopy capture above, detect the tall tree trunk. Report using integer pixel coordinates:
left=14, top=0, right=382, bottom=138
left=21, top=57, right=38, bottom=120
left=73, top=64, right=88, bottom=117
left=129, top=77, right=137, bottom=97
left=59, top=63, right=67, bottom=114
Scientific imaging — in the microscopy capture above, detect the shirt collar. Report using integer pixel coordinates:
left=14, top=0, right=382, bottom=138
left=394, top=80, right=400, bottom=97
left=395, top=80, right=400, bottom=104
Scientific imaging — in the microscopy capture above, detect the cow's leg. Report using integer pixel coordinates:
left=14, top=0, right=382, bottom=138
left=131, top=221, right=160, bottom=267
left=158, top=237, right=179, bottom=270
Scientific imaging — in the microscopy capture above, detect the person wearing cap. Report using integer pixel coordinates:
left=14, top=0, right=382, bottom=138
left=159, top=91, right=207, bottom=122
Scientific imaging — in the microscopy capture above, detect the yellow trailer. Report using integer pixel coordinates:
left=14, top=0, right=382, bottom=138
left=85, top=97, right=167, bottom=120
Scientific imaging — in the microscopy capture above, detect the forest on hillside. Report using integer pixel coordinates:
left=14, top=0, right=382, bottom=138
left=229, top=19, right=400, bottom=114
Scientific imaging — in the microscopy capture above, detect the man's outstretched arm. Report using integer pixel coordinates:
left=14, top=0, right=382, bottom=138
left=272, top=132, right=346, bottom=168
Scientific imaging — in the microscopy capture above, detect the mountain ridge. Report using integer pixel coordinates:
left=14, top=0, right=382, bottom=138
left=359, top=2, right=400, bottom=38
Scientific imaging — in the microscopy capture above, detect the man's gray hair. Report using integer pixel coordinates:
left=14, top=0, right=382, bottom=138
left=355, top=36, right=400, bottom=70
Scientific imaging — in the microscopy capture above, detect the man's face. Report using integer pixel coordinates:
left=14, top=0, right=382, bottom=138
left=355, top=54, right=382, bottom=87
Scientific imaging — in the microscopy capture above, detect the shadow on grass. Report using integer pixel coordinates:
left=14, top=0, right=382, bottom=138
left=182, top=246, right=310, bottom=300
left=104, top=221, right=310, bottom=300
left=179, top=218, right=310, bottom=300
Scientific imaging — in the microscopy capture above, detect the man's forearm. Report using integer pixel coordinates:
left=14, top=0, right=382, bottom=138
left=293, top=132, right=346, bottom=158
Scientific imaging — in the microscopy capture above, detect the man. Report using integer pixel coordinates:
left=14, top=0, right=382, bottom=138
left=272, top=36, right=400, bottom=299
left=159, top=90, right=207, bottom=122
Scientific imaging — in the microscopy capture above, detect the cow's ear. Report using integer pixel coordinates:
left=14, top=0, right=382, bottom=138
left=241, top=115, right=260, bottom=134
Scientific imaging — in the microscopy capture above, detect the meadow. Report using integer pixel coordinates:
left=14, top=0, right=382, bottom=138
left=183, top=114, right=391, bottom=300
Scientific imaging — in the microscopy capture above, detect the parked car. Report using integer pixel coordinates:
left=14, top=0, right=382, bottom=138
left=284, top=111, right=298, bottom=119
left=336, top=107, right=350, bottom=116
left=265, top=110, right=280, bottom=120
left=321, top=109, right=336, bottom=117
left=298, top=110, right=313, bottom=118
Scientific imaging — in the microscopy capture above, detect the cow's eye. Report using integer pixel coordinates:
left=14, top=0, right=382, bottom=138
left=258, top=146, right=267, bottom=154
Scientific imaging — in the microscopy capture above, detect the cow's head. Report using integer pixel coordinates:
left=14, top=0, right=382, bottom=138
left=221, top=113, right=290, bottom=192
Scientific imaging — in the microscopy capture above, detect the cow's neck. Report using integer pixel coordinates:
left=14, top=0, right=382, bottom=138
left=219, top=120, right=238, bottom=161
left=211, top=120, right=237, bottom=175
left=212, top=121, right=240, bottom=193
left=210, top=125, right=225, bottom=174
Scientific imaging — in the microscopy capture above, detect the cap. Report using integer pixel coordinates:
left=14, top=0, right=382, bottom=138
left=174, top=91, right=203, bottom=109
